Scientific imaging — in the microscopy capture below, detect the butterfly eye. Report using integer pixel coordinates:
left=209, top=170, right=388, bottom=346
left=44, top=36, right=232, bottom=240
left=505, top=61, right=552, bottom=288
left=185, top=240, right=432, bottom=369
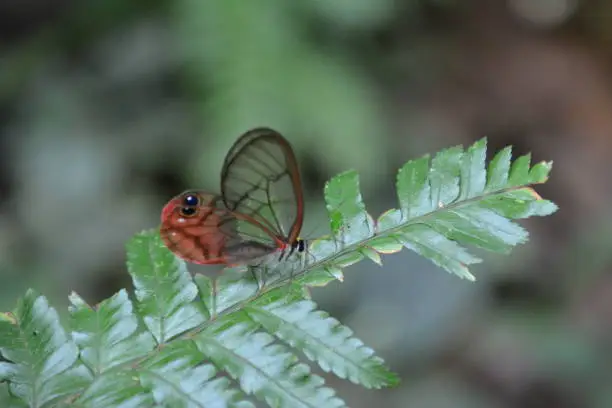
left=179, top=206, right=198, bottom=217
left=183, top=194, right=199, bottom=207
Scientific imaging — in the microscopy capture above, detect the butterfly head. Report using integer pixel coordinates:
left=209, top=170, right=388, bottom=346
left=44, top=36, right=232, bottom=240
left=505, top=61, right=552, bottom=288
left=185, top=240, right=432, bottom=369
left=161, top=190, right=221, bottom=225
left=159, top=190, right=233, bottom=265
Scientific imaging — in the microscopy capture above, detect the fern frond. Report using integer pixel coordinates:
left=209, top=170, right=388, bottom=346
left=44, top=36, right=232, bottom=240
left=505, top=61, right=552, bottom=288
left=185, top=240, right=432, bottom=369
left=0, top=138, right=557, bottom=407
left=69, top=290, right=155, bottom=374
left=75, top=371, right=154, bottom=407
left=127, top=233, right=207, bottom=343
left=194, top=271, right=259, bottom=317
left=70, top=292, right=255, bottom=407
left=0, top=291, right=91, bottom=407
left=195, top=309, right=346, bottom=408
left=245, top=287, right=399, bottom=389
left=0, top=384, right=25, bottom=408
left=302, top=138, right=557, bottom=282
left=138, top=340, right=254, bottom=408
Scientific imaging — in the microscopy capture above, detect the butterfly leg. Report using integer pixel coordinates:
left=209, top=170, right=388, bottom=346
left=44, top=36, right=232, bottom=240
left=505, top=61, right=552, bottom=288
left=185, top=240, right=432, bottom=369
left=249, top=266, right=259, bottom=289
left=283, top=250, right=306, bottom=293
left=210, top=277, right=218, bottom=319
left=249, top=261, right=268, bottom=293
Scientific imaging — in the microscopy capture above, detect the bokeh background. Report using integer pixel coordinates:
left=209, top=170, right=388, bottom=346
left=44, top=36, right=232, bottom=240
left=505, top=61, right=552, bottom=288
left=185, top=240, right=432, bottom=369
left=1, top=1, right=611, bottom=407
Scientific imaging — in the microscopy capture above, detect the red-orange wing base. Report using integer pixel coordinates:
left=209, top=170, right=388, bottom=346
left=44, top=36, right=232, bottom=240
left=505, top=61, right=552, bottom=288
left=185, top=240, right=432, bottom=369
left=160, top=191, right=235, bottom=265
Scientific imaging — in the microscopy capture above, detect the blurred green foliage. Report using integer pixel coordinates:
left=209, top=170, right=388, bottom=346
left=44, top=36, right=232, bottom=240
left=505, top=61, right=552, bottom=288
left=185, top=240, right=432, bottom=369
left=2, top=0, right=612, bottom=407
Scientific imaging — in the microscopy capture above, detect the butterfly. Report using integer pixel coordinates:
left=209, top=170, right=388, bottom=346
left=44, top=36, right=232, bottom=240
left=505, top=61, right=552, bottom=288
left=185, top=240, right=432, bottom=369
left=160, top=128, right=306, bottom=267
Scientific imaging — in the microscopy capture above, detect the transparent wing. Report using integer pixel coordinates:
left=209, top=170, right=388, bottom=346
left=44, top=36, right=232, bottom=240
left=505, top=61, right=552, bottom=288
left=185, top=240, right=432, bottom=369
left=220, top=128, right=304, bottom=247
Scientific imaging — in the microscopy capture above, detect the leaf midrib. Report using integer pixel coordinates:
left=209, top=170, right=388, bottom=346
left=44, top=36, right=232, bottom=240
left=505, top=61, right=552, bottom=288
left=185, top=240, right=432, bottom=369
left=188, top=184, right=531, bottom=322
left=245, top=305, right=384, bottom=386
left=109, top=184, right=536, bottom=382
left=147, top=237, right=166, bottom=343
left=16, top=316, right=40, bottom=407
left=199, top=333, right=321, bottom=408
left=139, top=367, right=206, bottom=407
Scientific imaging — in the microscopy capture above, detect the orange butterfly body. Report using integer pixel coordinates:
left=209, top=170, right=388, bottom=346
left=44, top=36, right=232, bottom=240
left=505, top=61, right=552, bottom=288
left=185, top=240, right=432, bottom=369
left=160, top=128, right=306, bottom=266
left=160, top=192, right=232, bottom=264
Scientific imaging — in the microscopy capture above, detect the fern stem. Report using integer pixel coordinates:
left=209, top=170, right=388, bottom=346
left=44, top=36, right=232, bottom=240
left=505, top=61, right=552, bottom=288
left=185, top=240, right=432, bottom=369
left=174, top=184, right=539, bottom=335
left=110, top=184, right=543, bottom=375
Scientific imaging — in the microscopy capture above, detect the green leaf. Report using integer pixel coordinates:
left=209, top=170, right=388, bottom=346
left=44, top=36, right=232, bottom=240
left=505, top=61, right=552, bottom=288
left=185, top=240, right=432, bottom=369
left=480, top=188, right=558, bottom=219
left=376, top=208, right=402, bottom=232
left=334, top=251, right=365, bottom=268
left=459, top=138, right=487, bottom=199
left=76, top=371, right=153, bottom=408
left=296, top=265, right=343, bottom=286
left=0, top=137, right=558, bottom=407
left=324, top=170, right=373, bottom=245
left=140, top=340, right=254, bottom=407
left=428, top=145, right=463, bottom=207
left=196, top=313, right=346, bottom=408
left=485, top=146, right=512, bottom=191
left=396, top=155, right=431, bottom=218
left=359, top=246, right=382, bottom=265
left=508, top=153, right=531, bottom=186
left=307, top=236, right=339, bottom=260
left=368, top=235, right=403, bottom=255
left=126, top=230, right=206, bottom=343
left=195, top=270, right=259, bottom=318
left=69, top=290, right=155, bottom=375
left=399, top=224, right=480, bottom=280
left=375, top=138, right=556, bottom=280
left=529, top=160, right=553, bottom=184
left=0, top=290, right=91, bottom=407
left=427, top=207, right=528, bottom=253
left=246, top=290, right=399, bottom=389
left=0, top=384, right=27, bottom=408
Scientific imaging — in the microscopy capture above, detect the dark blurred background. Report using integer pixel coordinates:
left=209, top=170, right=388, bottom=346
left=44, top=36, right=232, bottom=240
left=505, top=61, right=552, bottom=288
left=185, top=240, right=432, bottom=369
left=1, top=1, right=612, bottom=407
